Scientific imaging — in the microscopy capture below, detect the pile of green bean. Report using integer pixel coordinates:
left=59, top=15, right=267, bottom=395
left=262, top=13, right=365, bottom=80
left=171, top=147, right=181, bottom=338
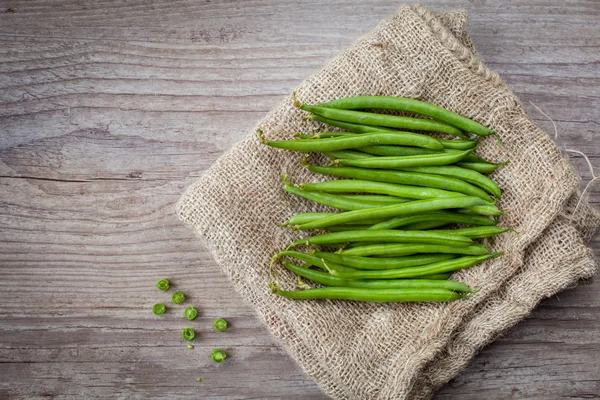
left=261, top=95, right=508, bottom=303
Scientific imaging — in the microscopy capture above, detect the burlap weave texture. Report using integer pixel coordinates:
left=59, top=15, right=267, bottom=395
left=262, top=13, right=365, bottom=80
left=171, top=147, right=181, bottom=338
left=177, top=5, right=599, bottom=399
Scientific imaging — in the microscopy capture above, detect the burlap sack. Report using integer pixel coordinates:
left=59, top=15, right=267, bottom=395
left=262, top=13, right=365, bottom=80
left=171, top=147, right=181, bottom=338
left=177, top=5, right=599, bottom=399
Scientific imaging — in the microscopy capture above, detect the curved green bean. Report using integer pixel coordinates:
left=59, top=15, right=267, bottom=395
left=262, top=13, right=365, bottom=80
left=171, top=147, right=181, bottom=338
left=330, top=253, right=502, bottom=279
left=281, top=261, right=474, bottom=292
left=285, top=185, right=404, bottom=211
left=306, top=165, right=493, bottom=201
left=342, top=243, right=490, bottom=257
left=299, top=179, right=466, bottom=200
left=397, top=165, right=501, bottom=198
left=297, top=102, right=466, bottom=137
left=369, top=211, right=495, bottom=230
left=317, top=96, right=494, bottom=136
left=275, top=250, right=355, bottom=272
left=281, top=212, right=387, bottom=227
left=273, top=286, right=467, bottom=302
left=456, top=161, right=508, bottom=174
left=429, top=226, right=510, bottom=239
left=292, top=196, right=490, bottom=230
left=258, top=130, right=444, bottom=151
left=314, top=251, right=455, bottom=270
left=335, top=150, right=472, bottom=169
left=289, top=229, right=473, bottom=248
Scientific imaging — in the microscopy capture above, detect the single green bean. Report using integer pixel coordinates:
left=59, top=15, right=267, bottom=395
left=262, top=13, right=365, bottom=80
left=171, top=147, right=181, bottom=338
left=289, top=229, right=473, bottom=248
left=342, top=243, right=490, bottom=257
left=292, top=196, right=490, bottom=230
left=323, top=150, right=371, bottom=160
left=258, top=130, right=443, bottom=151
left=299, top=179, right=466, bottom=200
left=335, top=150, right=472, bottom=169
left=297, top=102, right=466, bottom=138
left=461, top=204, right=504, bottom=216
left=317, top=96, right=494, bottom=136
left=281, top=261, right=474, bottom=292
left=421, top=273, right=452, bottom=280
left=428, top=226, right=510, bottom=239
left=358, top=146, right=484, bottom=162
left=330, top=253, right=502, bottom=279
left=401, top=221, right=449, bottom=230
left=369, top=211, right=495, bottom=230
left=281, top=212, right=387, bottom=227
left=397, top=165, right=501, bottom=198
left=456, top=161, right=508, bottom=174
left=285, top=185, right=404, bottom=211
left=336, top=194, right=409, bottom=205
left=326, top=225, right=372, bottom=232
left=306, top=165, right=493, bottom=201
left=273, top=286, right=467, bottom=302
left=314, top=251, right=455, bottom=270
left=275, top=250, right=355, bottom=272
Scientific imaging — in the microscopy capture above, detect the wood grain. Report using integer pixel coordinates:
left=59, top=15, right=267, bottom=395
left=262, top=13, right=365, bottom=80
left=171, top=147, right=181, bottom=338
left=0, top=1, right=598, bottom=399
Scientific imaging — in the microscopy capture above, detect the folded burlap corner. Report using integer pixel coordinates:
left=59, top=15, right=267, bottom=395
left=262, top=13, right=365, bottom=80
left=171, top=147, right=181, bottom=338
left=176, top=5, right=599, bottom=399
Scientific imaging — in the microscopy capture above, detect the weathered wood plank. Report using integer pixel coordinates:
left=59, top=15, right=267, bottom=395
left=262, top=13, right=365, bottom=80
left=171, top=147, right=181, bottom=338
left=0, top=0, right=598, bottom=399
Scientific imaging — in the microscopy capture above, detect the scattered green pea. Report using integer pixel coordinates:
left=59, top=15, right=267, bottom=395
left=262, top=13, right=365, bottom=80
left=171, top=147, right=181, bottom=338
left=152, top=303, right=166, bottom=316
left=184, top=306, right=198, bottom=321
left=172, top=291, right=185, bottom=304
left=188, top=344, right=194, bottom=350
left=211, top=349, right=227, bottom=363
left=182, top=328, right=195, bottom=341
left=156, top=279, right=170, bottom=291
left=196, top=377, right=202, bottom=382
left=214, top=318, right=228, bottom=331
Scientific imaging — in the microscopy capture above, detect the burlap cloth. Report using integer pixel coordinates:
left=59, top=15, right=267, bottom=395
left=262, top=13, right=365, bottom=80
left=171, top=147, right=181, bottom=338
left=176, top=5, right=600, bottom=399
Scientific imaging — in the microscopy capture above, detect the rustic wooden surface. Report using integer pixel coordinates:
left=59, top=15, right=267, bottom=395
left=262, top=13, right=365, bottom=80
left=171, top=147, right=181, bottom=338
left=0, top=1, right=598, bottom=399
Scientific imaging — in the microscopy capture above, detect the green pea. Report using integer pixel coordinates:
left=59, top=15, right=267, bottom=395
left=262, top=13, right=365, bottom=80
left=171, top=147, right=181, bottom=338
left=182, top=328, right=195, bottom=341
left=152, top=303, right=166, bottom=316
left=172, top=291, right=185, bottom=304
left=188, top=345, right=194, bottom=350
left=213, top=318, right=228, bottom=331
left=211, top=349, right=227, bottom=363
left=156, top=279, right=170, bottom=291
left=184, top=306, right=198, bottom=321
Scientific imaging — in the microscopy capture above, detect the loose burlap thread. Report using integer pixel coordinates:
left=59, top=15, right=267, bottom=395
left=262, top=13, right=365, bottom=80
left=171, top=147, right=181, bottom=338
left=176, top=5, right=599, bottom=399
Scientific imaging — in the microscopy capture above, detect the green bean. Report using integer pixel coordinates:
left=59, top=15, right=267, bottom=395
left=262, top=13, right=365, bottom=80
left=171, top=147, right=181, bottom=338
left=289, top=229, right=473, bottom=248
left=306, top=165, right=493, bottom=201
left=336, top=194, right=409, bottom=205
left=369, top=211, right=495, bottom=230
left=299, top=179, right=465, bottom=200
left=456, top=161, right=508, bottom=174
left=326, top=225, right=372, bottom=232
left=273, top=285, right=467, bottom=302
left=285, top=184, right=404, bottom=211
left=461, top=204, right=504, bottom=216
left=214, top=318, right=228, bottom=331
left=335, top=150, right=472, bottom=169
left=318, top=96, right=494, bottom=136
left=342, top=243, right=490, bottom=257
left=314, top=251, right=455, bottom=270
left=401, top=221, right=449, bottom=230
left=275, top=250, right=355, bottom=272
left=323, top=150, right=371, bottom=160
left=429, top=226, right=510, bottom=239
left=281, top=212, right=387, bottom=227
left=172, top=291, right=185, bottom=304
left=357, top=146, right=485, bottom=163
left=211, top=349, right=227, bottom=363
left=421, top=273, right=452, bottom=280
left=292, top=196, right=490, bottom=230
left=330, top=253, right=502, bottom=279
left=182, top=328, right=195, bottom=341
left=258, top=130, right=444, bottom=151
left=297, top=102, right=466, bottom=137
left=156, top=279, right=170, bottom=291
left=152, top=303, right=166, bottom=316
left=281, top=261, right=474, bottom=292
left=397, top=165, right=502, bottom=198
left=184, top=306, right=198, bottom=321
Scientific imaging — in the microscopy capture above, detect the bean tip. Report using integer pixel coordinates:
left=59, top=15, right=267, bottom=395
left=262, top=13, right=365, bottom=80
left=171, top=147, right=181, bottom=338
left=292, top=91, right=301, bottom=108
left=256, top=129, right=268, bottom=145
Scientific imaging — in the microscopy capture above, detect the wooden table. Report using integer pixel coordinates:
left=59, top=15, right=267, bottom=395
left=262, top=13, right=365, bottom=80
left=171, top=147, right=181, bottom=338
left=1, top=1, right=598, bottom=398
